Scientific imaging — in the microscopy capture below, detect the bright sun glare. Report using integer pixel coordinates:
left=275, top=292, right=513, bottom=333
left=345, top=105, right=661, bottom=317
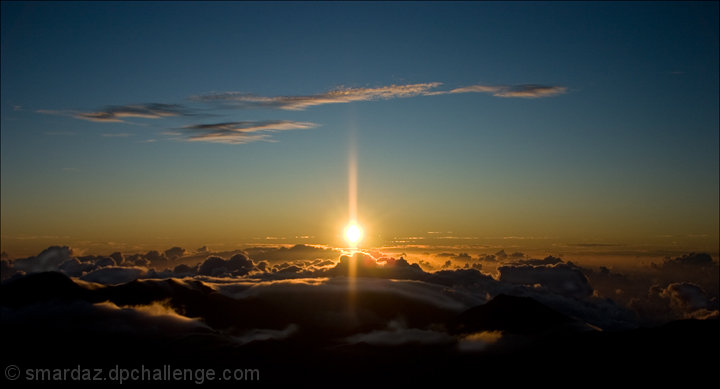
left=344, top=223, right=364, bottom=247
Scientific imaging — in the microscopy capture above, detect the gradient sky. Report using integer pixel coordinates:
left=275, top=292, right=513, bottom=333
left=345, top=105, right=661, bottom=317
left=1, top=2, right=718, bottom=256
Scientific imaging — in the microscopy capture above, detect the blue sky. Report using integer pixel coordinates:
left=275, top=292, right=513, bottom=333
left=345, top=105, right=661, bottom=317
left=1, top=2, right=718, bottom=255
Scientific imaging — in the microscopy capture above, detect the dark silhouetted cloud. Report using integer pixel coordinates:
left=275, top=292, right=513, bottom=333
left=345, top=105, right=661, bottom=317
left=164, top=246, right=187, bottom=260
left=233, top=324, right=299, bottom=345
left=178, top=120, right=317, bottom=144
left=80, top=266, right=147, bottom=284
left=498, top=263, right=593, bottom=298
left=449, top=84, right=567, bottom=98
left=660, top=282, right=718, bottom=318
left=198, top=254, right=255, bottom=277
left=58, top=258, right=96, bottom=277
left=345, top=320, right=454, bottom=346
left=73, top=103, right=193, bottom=122
left=515, top=255, right=564, bottom=266
left=11, top=246, right=73, bottom=273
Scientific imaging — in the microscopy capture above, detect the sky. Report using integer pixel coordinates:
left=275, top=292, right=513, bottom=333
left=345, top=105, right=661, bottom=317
left=1, top=1, right=718, bottom=257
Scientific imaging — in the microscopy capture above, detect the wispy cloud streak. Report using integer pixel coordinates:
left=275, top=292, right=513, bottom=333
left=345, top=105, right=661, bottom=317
left=178, top=120, right=317, bottom=144
left=39, top=104, right=194, bottom=123
left=194, top=82, right=567, bottom=111
left=35, top=82, right=567, bottom=145
left=448, top=84, right=567, bottom=98
left=73, top=103, right=192, bottom=122
left=193, top=83, right=444, bottom=110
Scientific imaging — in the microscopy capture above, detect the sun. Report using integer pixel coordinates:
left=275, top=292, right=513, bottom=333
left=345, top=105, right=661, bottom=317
left=344, top=222, right=364, bottom=247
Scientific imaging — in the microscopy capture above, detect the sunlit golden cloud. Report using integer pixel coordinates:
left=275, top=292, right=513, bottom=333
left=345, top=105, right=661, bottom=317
left=194, top=82, right=568, bottom=110
left=193, top=82, right=444, bottom=110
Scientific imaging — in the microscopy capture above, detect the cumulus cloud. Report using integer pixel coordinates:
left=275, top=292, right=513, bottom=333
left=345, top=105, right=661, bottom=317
left=198, top=254, right=255, bottom=277
left=11, top=246, right=73, bottom=273
left=178, top=120, right=317, bottom=144
left=325, top=252, right=427, bottom=281
left=515, top=255, right=563, bottom=266
left=650, top=253, right=719, bottom=301
left=241, top=245, right=339, bottom=263
left=498, top=263, right=593, bottom=298
left=58, top=258, right=96, bottom=277
left=173, top=263, right=198, bottom=276
left=489, top=250, right=525, bottom=262
left=628, top=281, right=719, bottom=324
left=164, top=246, right=187, bottom=260
left=436, top=252, right=472, bottom=263
left=653, top=252, right=717, bottom=270
left=660, top=282, right=717, bottom=316
left=80, top=266, right=147, bottom=284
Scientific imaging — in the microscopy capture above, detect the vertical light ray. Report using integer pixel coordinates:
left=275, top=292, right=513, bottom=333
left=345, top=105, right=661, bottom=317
left=347, top=116, right=358, bottom=323
left=348, top=141, right=357, bottom=225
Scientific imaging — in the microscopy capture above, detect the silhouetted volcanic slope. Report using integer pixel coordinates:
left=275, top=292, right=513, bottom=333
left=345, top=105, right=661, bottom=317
left=98, top=278, right=283, bottom=333
left=0, top=271, right=93, bottom=307
left=2, top=272, right=719, bottom=386
left=0, top=272, right=459, bottom=338
left=450, top=294, right=583, bottom=335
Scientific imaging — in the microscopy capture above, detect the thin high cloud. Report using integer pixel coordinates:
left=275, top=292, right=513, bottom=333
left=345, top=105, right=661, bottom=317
left=193, top=82, right=443, bottom=111
left=448, top=84, right=568, bottom=98
left=178, top=120, right=317, bottom=144
left=194, top=82, right=567, bottom=110
left=74, top=103, right=192, bottom=122
left=35, top=81, right=567, bottom=145
left=39, top=104, right=194, bottom=123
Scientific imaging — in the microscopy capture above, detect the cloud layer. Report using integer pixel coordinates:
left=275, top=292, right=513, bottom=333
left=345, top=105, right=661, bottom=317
left=2, top=246, right=717, bottom=385
left=5, top=245, right=716, bottom=331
